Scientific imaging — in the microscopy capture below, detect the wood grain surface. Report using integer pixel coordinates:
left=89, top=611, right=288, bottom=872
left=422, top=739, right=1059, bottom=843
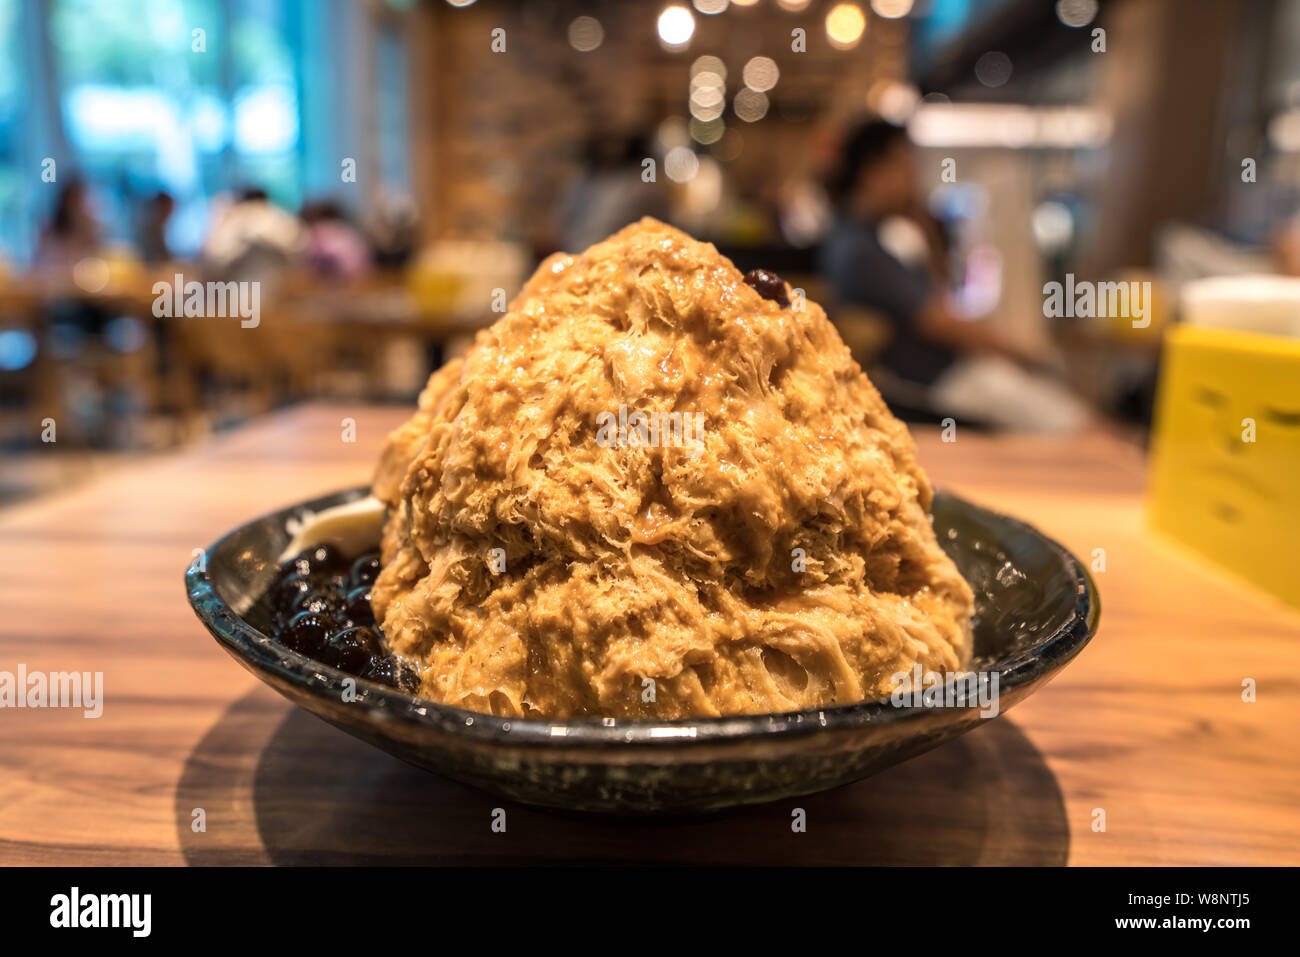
left=0, top=404, right=1296, bottom=865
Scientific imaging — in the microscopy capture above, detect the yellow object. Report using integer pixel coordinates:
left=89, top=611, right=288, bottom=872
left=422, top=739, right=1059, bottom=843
left=1106, top=271, right=1168, bottom=343
left=405, top=266, right=465, bottom=316
left=102, top=247, right=143, bottom=289
left=1148, top=324, right=1300, bottom=612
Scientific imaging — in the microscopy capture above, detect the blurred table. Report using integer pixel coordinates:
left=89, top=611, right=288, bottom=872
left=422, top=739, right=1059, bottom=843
left=0, top=269, right=492, bottom=446
left=0, top=404, right=1296, bottom=865
left=0, top=268, right=494, bottom=341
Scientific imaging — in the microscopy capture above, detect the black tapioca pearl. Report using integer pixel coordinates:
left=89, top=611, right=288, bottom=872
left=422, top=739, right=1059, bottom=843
left=319, top=573, right=350, bottom=598
left=350, top=553, right=381, bottom=588
left=325, top=626, right=384, bottom=675
left=271, top=573, right=312, bottom=615
left=742, top=269, right=791, bottom=308
left=290, top=589, right=344, bottom=621
left=282, top=611, right=333, bottom=657
left=343, top=586, right=375, bottom=626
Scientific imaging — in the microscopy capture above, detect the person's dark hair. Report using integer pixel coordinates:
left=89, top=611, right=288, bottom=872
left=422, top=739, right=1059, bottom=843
left=237, top=186, right=270, bottom=203
left=300, top=198, right=348, bottom=225
left=581, top=133, right=650, bottom=171
left=827, top=120, right=909, bottom=204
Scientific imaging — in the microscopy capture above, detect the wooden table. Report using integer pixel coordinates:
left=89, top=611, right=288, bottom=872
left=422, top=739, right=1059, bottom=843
left=1, top=404, right=1296, bottom=865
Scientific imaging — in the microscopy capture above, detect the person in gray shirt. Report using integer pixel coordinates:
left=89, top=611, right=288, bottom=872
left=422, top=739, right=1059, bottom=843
left=819, top=120, right=1089, bottom=432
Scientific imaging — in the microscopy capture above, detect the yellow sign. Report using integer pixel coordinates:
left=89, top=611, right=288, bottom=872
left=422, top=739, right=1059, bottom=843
left=1148, top=324, right=1300, bottom=611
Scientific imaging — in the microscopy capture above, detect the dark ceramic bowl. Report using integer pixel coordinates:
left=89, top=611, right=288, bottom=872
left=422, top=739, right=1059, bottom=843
left=186, top=486, right=1098, bottom=815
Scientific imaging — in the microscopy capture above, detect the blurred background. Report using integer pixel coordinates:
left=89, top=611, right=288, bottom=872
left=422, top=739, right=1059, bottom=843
left=2, top=0, right=1299, bottom=505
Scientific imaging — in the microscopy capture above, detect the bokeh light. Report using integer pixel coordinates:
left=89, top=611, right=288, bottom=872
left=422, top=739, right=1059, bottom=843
left=691, top=55, right=727, bottom=81
left=1267, top=110, right=1300, bottom=151
left=658, top=6, right=696, bottom=48
left=870, top=0, right=913, bottom=18
left=568, top=16, right=604, bottom=52
left=975, top=51, right=1013, bottom=88
left=742, top=56, right=779, bottom=93
left=690, top=116, right=725, bottom=145
left=777, top=0, right=811, bottom=11
left=872, top=80, right=920, bottom=124
left=1032, top=200, right=1075, bottom=253
left=72, top=257, right=110, bottom=294
left=681, top=156, right=724, bottom=216
left=690, top=63, right=727, bottom=123
left=1055, top=0, right=1099, bottom=28
left=665, top=146, right=701, bottom=182
left=690, top=85, right=725, bottom=122
left=690, top=63, right=727, bottom=122
left=691, top=85, right=724, bottom=108
left=826, top=4, right=866, bottom=50
left=0, top=330, right=38, bottom=371
left=657, top=116, right=691, bottom=151
left=734, top=88, right=769, bottom=123
left=693, top=0, right=729, bottom=13
left=234, top=85, right=298, bottom=153
left=691, top=70, right=726, bottom=92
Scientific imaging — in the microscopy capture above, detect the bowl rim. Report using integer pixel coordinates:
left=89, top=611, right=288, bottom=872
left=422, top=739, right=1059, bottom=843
left=185, top=485, right=1099, bottom=749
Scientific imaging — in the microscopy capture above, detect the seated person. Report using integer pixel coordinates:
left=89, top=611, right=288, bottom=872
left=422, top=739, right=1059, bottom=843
left=819, top=120, right=1089, bottom=433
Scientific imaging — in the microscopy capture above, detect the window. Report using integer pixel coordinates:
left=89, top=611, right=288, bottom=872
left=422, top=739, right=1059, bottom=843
left=0, top=0, right=411, bottom=264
